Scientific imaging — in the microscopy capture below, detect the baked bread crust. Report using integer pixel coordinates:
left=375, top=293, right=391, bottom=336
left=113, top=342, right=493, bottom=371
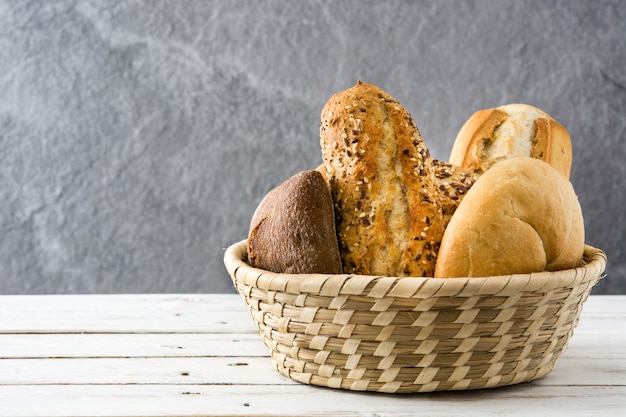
left=247, top=170, right=342, bottom=274
left=434, top=157, right=584, bottom=278
left=317, top=160, right=479, bottom=229
left=449, top=104, right=572, bottom=178
left=320, top=82, right=444, bottom=277
left=432, top=159, right=479, bottom=227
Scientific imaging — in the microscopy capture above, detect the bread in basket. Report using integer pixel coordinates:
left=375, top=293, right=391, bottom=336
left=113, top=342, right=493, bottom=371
left=224, top=81, right=606, bottom=393
left=224, top=240, right=606, bottom=393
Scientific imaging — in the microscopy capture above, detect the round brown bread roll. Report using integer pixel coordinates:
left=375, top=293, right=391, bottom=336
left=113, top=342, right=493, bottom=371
left=320, top=81, right=445, bottom=277
left=247, top=170, right=342, bottom=274
left=434, top=157, right=584, bottom=278
left=449, top=103, right=572, bottom=178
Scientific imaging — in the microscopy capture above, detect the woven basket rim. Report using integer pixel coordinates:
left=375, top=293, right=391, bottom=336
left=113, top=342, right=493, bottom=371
left=224, top=240, right=606, bottom=393
left=224, top=240, right=606, bottom=298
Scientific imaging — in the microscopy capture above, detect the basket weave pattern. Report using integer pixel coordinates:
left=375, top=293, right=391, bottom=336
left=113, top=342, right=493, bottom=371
left=225, top=240, right=606, bottom=393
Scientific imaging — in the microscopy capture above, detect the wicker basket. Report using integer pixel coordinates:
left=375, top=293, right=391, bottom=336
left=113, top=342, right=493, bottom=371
left=224, top=240, right=606, bottom=393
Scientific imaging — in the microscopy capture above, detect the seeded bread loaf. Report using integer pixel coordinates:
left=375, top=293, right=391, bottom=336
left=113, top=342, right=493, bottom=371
left=320, top=82, right=445, bottom=277
left=317, top=160, right=478, bottom=228
left=247, top=170, right=342, bottom=274
left=432, top=159, right=479, bottom=226
left=434, top=157, right=584, bottom=278
left=449, top=103, right=572, bottom=178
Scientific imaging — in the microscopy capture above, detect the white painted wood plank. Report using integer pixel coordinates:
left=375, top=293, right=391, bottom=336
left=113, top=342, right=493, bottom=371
left=1, top=294, right=621, bottom=320
left=573, top=314, right=626, bottom=334
left=4, top=294, right=619, bottom=316
left=0, top=353, right=623, bottom=387
left=0, top=333, right=269, bottom=358
left=0, top=294, right=244, bottom=312
left=579, top=295, right=626, bottom=314
left=564, top=335, right=626, bottom=359
left=0, top=357, right=295, bottom=386
left=0, top=294, right=256, bottom=334
left=0, top=295, right=622, bottom=417
left=537, top=356, right=626, bottom=386
left=0, top=323, right=621, bottom=359
left=0, top=384, right=624, bottom=417
left=1, top=294, right=620, bottom=334
left=0, top=310, right=256, bottom=333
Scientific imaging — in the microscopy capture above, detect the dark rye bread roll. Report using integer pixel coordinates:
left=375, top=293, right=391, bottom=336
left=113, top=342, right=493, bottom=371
left=320, top=82, right=446, bottom=277
left=247, top=170, right=342, bottom=274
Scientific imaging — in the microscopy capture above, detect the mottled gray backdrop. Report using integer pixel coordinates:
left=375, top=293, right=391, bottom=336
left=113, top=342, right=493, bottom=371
left=1, top=0, right=624, bottom=294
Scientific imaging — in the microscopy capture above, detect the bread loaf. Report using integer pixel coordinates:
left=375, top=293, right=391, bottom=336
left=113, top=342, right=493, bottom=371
left=318, top=160, right=478, bottom=229
left=434, top=157, right=584, bottom=278
left=449, top=103, right=572, bottom=178
left=432, top=159, right=479, bottom=226
left=320, top=82, right=445, bottom=277
left=247, top=170, right=342, bottom=274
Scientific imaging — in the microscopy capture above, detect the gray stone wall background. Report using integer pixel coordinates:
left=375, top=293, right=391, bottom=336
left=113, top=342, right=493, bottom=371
left=1, top=0, right=624, bottom=294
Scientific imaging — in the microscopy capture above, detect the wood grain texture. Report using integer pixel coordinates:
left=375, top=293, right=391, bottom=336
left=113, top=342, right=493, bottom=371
left=0, top=294, right=624, bottom=416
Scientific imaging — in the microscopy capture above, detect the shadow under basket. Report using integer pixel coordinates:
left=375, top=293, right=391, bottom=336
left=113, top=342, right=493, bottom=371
left=224, top=240, right=607, bottom=393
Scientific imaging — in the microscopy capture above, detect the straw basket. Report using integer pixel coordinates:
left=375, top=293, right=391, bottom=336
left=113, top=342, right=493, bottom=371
left=224, top=240, right=606, bottom=393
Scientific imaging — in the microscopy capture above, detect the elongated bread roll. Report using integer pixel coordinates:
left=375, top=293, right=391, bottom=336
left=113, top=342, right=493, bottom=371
left=317, top=160, right=478, bottom=227
left=320, top=82, right=445, bottom=277
left=434, top=157, right=584, bottom=278
left=449, top=103, right=572, bottom=178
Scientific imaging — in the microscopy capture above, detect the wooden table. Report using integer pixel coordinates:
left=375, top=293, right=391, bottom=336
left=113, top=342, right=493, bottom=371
left=0, top=294, right=624, bottom=416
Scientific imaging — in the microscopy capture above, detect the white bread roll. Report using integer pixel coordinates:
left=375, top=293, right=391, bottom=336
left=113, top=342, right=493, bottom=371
left=434, top=157, right=584, bottom=278
left=449, top=103, right=572, bottom=178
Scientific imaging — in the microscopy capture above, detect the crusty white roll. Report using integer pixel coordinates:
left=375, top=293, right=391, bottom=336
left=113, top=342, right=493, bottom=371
left=320, top=82, right=445, bottom=277
left=434, top=157, right=585, bottom=278
left=449, top=103, right=572, bottom=178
